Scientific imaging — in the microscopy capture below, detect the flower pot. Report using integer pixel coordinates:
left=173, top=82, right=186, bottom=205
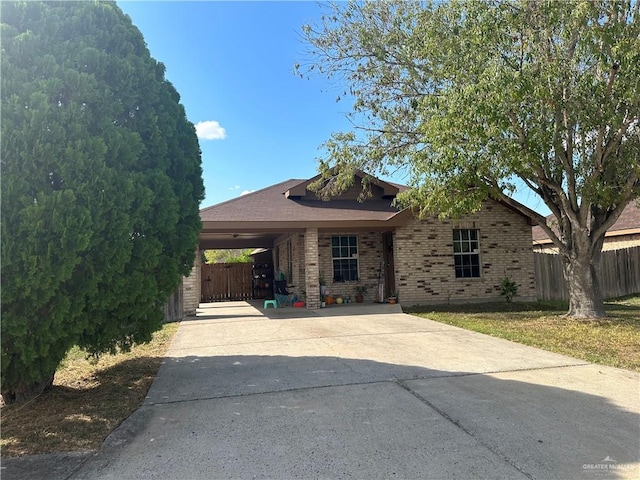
left=388, top=297, right=396, bottom=304
left=355, top=295, right=364, bottom=303
left=336, top=297, right=343, bottom=304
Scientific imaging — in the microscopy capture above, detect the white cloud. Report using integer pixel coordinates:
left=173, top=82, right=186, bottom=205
left=240, top=190, right=254, bottom=196
left=229, top=185, right=241, bottom=191
left=195, top=120, right=227, bottom=140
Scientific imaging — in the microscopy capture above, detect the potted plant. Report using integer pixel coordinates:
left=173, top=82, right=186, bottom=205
left=354, top=284, right=368, bottom=303
left=388, top=290, right=398, bottom=304
left=293, top=289, right=306, bottom=308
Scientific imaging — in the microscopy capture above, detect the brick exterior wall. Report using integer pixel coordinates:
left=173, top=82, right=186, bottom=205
left=269, top=199, right=536, bottom=308
left=273, top=233, right=306, bottom=286
left=394, top=200, right=536, bottom=305
left=602, top=234, right=640, bottom=251
left=304, top=228, right=320, bottom=309
left=273, top=233, right=304, bottom=298
left=182, top=249, right=200, bottom=316
left=317, top=231, right=384, bottom=302
left=276, top=230, right=380, bottom=307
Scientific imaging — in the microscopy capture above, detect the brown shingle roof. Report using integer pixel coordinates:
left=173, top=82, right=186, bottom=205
left=199, top=175, right=540, bottom=250
left=200, top=179, right=404, bottom=224
left=532, top=202, right=640, bottom=243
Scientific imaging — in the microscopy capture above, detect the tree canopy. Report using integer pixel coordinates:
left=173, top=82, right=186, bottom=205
left=1, top=1, right=204, bottom=402
left=203, top=249, right=254, bottom=264
left=299, top=0, right=639, bottom=317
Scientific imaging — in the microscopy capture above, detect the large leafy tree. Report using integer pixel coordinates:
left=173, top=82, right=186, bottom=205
left=298, top=0, right=639, bottom=317
left=1, top=1, right=204, bottom=402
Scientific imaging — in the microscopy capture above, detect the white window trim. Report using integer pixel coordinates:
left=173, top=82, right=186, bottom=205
left=453, top=229, right=481, bottom=279
left=331, top=235, right=360, bottom=282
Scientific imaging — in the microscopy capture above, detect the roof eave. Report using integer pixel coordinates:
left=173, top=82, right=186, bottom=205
left=201, top=216, right=408, bottom=233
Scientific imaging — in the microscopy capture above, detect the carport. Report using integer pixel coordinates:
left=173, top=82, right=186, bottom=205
left=187, top=177, right=407, bottom=312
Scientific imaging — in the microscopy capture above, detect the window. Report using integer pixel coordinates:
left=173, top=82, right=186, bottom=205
left=332, top=235, right=359, bottom=282
left=453, top=229, right=480, bottom=278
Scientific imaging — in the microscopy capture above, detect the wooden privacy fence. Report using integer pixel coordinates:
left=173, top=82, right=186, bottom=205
left=201, top=263, right=253, bottom=302
left=163, top=280, right=184, bottom=323
left=534, top=246, right=640, bottom=301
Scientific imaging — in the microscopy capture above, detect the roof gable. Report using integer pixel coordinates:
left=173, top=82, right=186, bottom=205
left=199, top=177, right=404, bottom=224
left=284, top=170, right=400, bottom=200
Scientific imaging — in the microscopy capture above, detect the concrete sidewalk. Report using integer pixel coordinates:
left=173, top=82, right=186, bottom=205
left=5, top=301, right=639, bottom=479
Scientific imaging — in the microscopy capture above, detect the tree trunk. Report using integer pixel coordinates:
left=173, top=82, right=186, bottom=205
left=1, top=372, right=55, bottom=405
left=562, top=248, right=606, bottom=318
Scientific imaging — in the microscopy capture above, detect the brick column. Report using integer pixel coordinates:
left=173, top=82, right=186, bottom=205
left=182, top=249, right=200, bottom=316
left=304, top=228, right=320, bottom=309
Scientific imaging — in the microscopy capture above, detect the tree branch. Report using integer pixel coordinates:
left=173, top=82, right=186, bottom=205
left=591, top=173, right=640, bottom=241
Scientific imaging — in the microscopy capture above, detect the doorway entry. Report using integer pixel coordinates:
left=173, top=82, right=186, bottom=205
left=382, top=232, right=396, bottom=300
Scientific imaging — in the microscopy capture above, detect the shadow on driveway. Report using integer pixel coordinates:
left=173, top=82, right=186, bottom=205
left=5, top=299, right=638, bottom=480
left=66, top=353, right=639, bottom=480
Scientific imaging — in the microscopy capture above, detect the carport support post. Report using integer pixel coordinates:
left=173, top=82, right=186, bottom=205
left=182, top=248, right=200, bottom=316
left=304, top=227, right=320, bottom=309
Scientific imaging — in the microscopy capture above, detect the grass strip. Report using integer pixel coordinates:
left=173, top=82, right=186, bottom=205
left=406, top=296, right=640, bottom=372
left=1, top=322, right=179, bottom=457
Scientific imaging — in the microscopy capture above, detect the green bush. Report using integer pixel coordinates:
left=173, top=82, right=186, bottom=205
left=500, top=277, right=519, bottom=303
left=1, top=1, right=203, bottom=403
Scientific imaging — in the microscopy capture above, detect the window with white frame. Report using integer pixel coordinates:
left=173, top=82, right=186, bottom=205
left=332, top=235, right=359, bottom=282
left=453, top=229, right=480, bottom=278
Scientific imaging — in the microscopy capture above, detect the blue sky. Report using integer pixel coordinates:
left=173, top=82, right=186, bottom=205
left=117, top=1, right=549, bottom=215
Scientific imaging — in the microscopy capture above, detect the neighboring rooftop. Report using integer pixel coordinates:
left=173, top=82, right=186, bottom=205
left=532, top=202, right=640, bottom=245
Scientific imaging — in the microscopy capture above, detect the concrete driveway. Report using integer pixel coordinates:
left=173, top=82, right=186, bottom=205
left=61, top=302, right=639, bottom=478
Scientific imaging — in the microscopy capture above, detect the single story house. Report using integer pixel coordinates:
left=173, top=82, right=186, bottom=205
left=532, top=203, right=640, bottom=252
left=184, top=172, right=538, bottom=311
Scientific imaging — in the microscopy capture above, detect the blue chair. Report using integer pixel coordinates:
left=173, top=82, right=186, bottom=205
left=274, top=280, right=292, bottom=307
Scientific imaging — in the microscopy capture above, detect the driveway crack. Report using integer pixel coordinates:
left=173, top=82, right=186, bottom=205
left=395, top=379, right=536, bottom=480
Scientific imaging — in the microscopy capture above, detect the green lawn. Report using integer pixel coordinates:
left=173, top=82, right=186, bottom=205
left=405, top=295, right=640, bottom=372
